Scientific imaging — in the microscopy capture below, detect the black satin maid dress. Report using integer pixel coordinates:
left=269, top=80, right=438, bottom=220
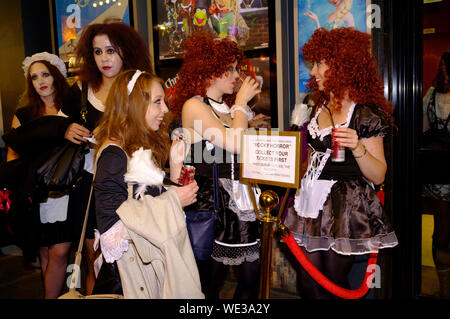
left=284, top=103, right=398, bottom=255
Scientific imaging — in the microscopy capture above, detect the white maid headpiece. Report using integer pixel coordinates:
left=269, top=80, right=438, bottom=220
left=127, top=70, right=144, bottom=96
left=22, top=52, right=67, bottom=78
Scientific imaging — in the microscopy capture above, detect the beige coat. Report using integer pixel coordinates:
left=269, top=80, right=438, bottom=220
left=116, top=188, right=204, bottom=299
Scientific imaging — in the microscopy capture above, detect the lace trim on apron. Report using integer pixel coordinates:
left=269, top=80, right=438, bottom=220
left=294, top=148, right=336, bottom=218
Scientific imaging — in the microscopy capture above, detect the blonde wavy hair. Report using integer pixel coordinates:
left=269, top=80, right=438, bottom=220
left=333, top=0, right=353, bottom=29
left=95, top=70, right=171, bottom=168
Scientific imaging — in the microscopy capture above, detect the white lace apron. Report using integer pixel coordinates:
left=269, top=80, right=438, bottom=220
left=39, top=194, right=69, bottom=223
left=294, top=103, right=356, bottom=219
left=219, top=155, right=261, bottom=222
left=294, top=148, right=336, bottom=219
left=203, top=108, right=261, bottom=265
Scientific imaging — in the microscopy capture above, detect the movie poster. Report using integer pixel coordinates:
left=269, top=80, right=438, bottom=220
left=154, top=0, right=269, bottom=60
left=54, top=0, right=131, bottom=64
left=298, top=0, right=370, bottom=95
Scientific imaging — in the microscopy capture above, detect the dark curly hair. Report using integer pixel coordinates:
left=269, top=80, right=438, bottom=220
left=302, top=27, right=394, bottom=121
left=75, top=21, right=154, bottom=91
left=171, top=32, right=244, bottom=118
left=433, top=51, right=450, bottom=93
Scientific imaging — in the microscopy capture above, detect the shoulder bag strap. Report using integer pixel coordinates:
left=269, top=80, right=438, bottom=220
left=80, top=82, right=88, bottom=125
left=72, top=143, right=120, bottom=270
left=69, top=172, right=95, bottom=291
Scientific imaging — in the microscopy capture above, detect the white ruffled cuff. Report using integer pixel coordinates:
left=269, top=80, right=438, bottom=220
left=230, top=104, right=254, bottom=121
left=96, top=220, right=130, bottom=263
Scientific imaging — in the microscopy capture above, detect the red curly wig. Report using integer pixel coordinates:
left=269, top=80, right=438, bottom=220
left=302, top=27, right=394, bottom=120
left=171, top=32, right=244, bottom=118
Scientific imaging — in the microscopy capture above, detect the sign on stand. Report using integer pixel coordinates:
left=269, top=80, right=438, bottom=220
left=240, top=130, right=301, bottom=189
left=239, top=129, right=301, bottom=299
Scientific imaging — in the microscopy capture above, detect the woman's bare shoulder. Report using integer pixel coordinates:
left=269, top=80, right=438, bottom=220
left=183, top=96, right=208, bottom=113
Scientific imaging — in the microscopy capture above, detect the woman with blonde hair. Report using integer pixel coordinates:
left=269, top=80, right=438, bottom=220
left=305, top=0, right=355, bottom=30
left=92, top=70, right=202, bottom=298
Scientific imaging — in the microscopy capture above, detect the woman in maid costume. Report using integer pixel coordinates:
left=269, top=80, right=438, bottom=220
left=171, top=32, right=261, bottom=299
left=92, top=70, right=202, bottom=298
left=284, top=27, right=398, bottom=299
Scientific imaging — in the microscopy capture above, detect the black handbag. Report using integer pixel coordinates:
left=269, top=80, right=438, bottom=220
left=424, top=89, right=450, bottom=149
left=185, top=161, right=219, bottom=261
left=36, top=141, right=89, bottom=190
left=36, top=82, right=90, bottom=190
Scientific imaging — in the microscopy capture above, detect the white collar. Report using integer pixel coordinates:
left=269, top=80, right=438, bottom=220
left=76, top=82, right=105, bottom=112
left=207, top=97, right=231, bottom=114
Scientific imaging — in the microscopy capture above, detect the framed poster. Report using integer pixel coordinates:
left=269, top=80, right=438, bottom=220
left=152, top=0, right=277, bottom=128
left=297, top=0, right=371, bottom=95
left=240, top=130, right=301, bottom=189
left=152, top=0, right=269, bottom=61
left=53, top=0, right=132, bottom=64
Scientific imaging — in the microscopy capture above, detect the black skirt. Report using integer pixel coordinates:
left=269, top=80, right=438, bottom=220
left=67, top=170, right=97, bottom=241
left=284, top=178, right=398, bottom=255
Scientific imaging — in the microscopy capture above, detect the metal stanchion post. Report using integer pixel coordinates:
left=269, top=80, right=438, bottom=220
left=257, top=190, right=279, bottom=299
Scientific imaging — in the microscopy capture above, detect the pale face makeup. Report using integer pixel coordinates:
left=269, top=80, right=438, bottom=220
left=29, top=62, right=55, bottom=98
left=145, top=81, right=169, bottom=131
left=310, top=60, right=330, bottom=91
left=210, top=61, right=240, bottom=99
left=92, top=34, right=124, bottom=79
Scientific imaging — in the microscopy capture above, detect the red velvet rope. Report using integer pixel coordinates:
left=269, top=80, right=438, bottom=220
left=282, top=231, right=378, bottom=299
left=0, top=190, right=11, bottom=214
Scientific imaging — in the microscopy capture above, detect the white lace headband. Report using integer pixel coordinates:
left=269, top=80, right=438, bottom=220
left=127, top=70, right=144, bottom=95
left=22, top=52, right=67, bottom=78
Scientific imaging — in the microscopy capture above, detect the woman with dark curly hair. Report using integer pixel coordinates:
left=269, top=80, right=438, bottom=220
left=60, top=21, right=154, bottom=295
left=284, top=27, right=398, bottom=299
left=171, top=32, right=261, bottom=299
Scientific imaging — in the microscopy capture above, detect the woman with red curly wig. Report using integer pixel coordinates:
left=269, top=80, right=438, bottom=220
left=171, top=32, right=261, bottom=299
left=284, top=27, right=398, bottom=299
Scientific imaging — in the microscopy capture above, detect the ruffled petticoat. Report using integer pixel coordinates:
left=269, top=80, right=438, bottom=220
left=284, top=178, right=398, bottom=256
left=194, top=174, right=261, bottom=266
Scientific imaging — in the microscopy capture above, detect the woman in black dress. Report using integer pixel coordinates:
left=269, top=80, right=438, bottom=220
left=92, top=70, right=200, bottom=297
left=171, top=32, right=262, bottom=299
left=60, top=21, right=154, bottom=294
left=7, top=52, right=70, bottom=298
left=283, top=27, right=399, bottom=299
